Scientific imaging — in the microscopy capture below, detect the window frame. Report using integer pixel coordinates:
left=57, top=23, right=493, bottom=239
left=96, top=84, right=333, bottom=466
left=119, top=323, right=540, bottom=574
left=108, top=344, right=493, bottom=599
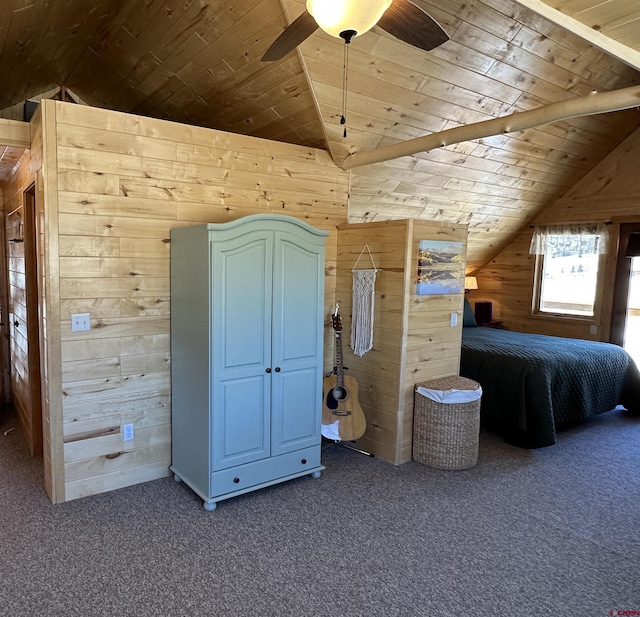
left=531, top=233, right=607, bottom=323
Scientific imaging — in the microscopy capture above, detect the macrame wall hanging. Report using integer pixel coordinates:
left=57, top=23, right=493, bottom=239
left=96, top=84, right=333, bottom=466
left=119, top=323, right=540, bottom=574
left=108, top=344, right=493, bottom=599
left=351, top=245, right=379, bottom=357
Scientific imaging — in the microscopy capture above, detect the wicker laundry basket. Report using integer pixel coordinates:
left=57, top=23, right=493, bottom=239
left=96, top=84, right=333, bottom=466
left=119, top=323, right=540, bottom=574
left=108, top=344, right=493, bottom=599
left=413, top=375, right=482, bottom=470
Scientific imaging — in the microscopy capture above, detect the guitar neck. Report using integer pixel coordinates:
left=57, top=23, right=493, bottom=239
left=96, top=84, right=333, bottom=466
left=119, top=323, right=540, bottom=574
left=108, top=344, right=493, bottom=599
left=335, top=330, right=344, bottom=387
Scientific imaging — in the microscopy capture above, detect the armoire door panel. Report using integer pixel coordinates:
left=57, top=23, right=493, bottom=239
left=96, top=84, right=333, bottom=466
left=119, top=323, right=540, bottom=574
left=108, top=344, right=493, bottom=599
left=272, top=234, right=323, bottom=366
left=271, top=367, right=321, bottom=455
left=214, top=235, right=273, bottom=371
left=213, top=375, right=270, bottom=470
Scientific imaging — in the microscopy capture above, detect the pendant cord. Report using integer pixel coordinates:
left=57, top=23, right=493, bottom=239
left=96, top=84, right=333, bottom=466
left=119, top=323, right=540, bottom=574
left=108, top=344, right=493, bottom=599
left=340, top=40, right=349, bottom=138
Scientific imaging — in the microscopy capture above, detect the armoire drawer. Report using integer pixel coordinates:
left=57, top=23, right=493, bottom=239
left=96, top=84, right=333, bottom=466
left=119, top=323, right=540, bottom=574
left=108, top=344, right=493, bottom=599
left=210, top=446, right=321, bottom=497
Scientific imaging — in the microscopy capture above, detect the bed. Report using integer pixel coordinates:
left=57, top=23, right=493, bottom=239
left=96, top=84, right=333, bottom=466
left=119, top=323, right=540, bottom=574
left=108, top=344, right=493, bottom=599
left=460, top=301, right=640, bottom=448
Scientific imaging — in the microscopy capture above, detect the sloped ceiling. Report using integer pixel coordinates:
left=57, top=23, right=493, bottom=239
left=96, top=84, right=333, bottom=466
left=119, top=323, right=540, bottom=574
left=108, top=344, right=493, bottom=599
left=530, top=0, right=640, bottom=54
left=0, top=0, right=639, bottom=271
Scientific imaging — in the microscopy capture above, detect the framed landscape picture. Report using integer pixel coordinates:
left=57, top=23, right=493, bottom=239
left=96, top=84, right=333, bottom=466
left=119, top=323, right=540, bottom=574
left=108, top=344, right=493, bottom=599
left=415, top=240, right=464, bottom=295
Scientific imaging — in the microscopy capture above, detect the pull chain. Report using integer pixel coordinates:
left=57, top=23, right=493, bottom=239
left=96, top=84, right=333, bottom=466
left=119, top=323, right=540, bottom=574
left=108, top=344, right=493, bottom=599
left=341, top=41, right=349, bottom=138
left=339, top=29, right=356, bottom=139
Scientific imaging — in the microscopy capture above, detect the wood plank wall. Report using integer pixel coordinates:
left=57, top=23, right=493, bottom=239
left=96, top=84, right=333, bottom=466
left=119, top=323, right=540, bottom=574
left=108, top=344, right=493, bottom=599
left=470, top=126, right=640, bottom=341
left=2, top=100, right=348, bottom=502
left=0, top=118, right=31, bottom=148
left=336, top=221, right=410, bottom=464
left=336, top=219, right=467, bottom=464
left=401, top=220, right=468, bottom=463
left=45, top=101, right=348, bottom=501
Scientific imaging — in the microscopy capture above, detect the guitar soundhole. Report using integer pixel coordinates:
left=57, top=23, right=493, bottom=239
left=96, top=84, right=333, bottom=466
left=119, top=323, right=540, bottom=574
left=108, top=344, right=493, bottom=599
left=332, top=386, right=347, bottom=401
left=326, top=389, right=337, bottom=410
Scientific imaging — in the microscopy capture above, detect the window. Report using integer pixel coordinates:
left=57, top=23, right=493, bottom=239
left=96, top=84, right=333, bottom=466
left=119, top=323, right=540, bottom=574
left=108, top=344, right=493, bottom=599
left=530, top=224, right=608, bottom=318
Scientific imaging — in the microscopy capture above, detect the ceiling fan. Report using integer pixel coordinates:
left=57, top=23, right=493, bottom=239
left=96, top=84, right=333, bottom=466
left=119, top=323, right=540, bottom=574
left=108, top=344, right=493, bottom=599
left=261, top=0, right=449, bottom=61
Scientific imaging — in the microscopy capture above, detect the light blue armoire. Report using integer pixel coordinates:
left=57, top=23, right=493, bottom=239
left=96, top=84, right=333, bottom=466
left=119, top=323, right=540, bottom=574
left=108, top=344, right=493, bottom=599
left=170, top=215, right=328, bottom=510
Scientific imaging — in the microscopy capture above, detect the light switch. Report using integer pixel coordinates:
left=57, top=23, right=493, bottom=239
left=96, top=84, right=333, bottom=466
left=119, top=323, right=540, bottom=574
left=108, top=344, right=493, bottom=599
left=71, top=313, right=91, bottom=332
left=450, top=312, right=458, bottom=327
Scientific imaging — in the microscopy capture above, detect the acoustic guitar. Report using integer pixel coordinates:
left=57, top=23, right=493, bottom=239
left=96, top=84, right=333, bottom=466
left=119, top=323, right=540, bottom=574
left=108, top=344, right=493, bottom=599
left=321, top=305, right=366, bottom=442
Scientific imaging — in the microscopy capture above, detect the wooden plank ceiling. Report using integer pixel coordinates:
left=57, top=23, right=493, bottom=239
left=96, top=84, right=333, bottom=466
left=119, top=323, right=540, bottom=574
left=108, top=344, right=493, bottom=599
left=541, top=0, right=640, bottom=52
left=0, top=0, right=639, bottom=270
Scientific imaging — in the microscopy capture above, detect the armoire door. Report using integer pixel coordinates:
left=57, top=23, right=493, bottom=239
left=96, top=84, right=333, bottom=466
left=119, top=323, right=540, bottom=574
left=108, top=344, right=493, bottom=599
left=270, top=230, right=324, bottom=456
left=211, top=230, right=273, bottom=471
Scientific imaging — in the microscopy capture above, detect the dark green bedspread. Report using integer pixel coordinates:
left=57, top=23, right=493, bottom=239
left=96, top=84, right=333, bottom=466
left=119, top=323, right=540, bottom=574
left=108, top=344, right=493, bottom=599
left=460, top=327, right=640, bottom=448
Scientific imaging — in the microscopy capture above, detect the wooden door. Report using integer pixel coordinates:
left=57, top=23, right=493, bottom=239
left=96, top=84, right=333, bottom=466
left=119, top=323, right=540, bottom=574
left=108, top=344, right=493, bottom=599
left=23, top=185, right=43, bottom=456
left=5, top=185, right=42, bottom=455
left=0, top=219, right=8, bottom=406
left=610, top=222, right=640, bottom=351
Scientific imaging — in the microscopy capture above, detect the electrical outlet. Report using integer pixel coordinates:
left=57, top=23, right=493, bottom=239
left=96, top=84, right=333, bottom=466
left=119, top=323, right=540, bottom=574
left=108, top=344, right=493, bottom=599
left=71, top=313, right=91, bottom=332
left=123, top=423, right=134, bottom=441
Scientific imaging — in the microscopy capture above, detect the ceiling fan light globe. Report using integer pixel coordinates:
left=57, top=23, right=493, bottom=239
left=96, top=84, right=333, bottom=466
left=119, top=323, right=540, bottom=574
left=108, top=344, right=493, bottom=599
left=306, top=0, right=392, bottom=39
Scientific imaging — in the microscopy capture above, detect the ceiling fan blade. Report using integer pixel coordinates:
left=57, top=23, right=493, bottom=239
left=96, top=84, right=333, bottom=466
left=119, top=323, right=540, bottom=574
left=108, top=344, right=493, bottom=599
left=378, top=0, right=449, bottom=52
left=262, top=10, right=319, bottom=61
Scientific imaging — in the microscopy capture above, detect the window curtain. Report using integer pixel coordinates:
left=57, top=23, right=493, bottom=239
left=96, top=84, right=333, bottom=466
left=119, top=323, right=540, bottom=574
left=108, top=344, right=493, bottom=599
left=529, top=223, right=608, bottom=256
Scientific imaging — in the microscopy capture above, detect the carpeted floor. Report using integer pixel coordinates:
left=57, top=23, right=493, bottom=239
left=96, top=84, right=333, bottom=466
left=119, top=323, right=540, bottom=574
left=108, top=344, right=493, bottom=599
left=1, top=403, right=639, bottom=617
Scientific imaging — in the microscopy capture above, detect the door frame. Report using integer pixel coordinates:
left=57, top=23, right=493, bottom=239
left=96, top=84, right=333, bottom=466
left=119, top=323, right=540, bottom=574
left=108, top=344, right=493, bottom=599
left=0, top=212, right=9, bottom=403
left=610, top=222, right=640, bottom=346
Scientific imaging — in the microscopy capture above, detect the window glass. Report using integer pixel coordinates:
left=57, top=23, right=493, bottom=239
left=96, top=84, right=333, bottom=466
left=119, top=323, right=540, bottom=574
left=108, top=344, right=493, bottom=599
left=538, top=233, right=600, bottom=316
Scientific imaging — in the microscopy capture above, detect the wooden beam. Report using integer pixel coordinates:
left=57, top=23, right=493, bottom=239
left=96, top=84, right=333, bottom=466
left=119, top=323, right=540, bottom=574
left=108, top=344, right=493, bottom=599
left=509, top=0, right=640, bottom=72
left=341, top=85, right=640, bottom=171
left=0, top=118, right=31, bottom=148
